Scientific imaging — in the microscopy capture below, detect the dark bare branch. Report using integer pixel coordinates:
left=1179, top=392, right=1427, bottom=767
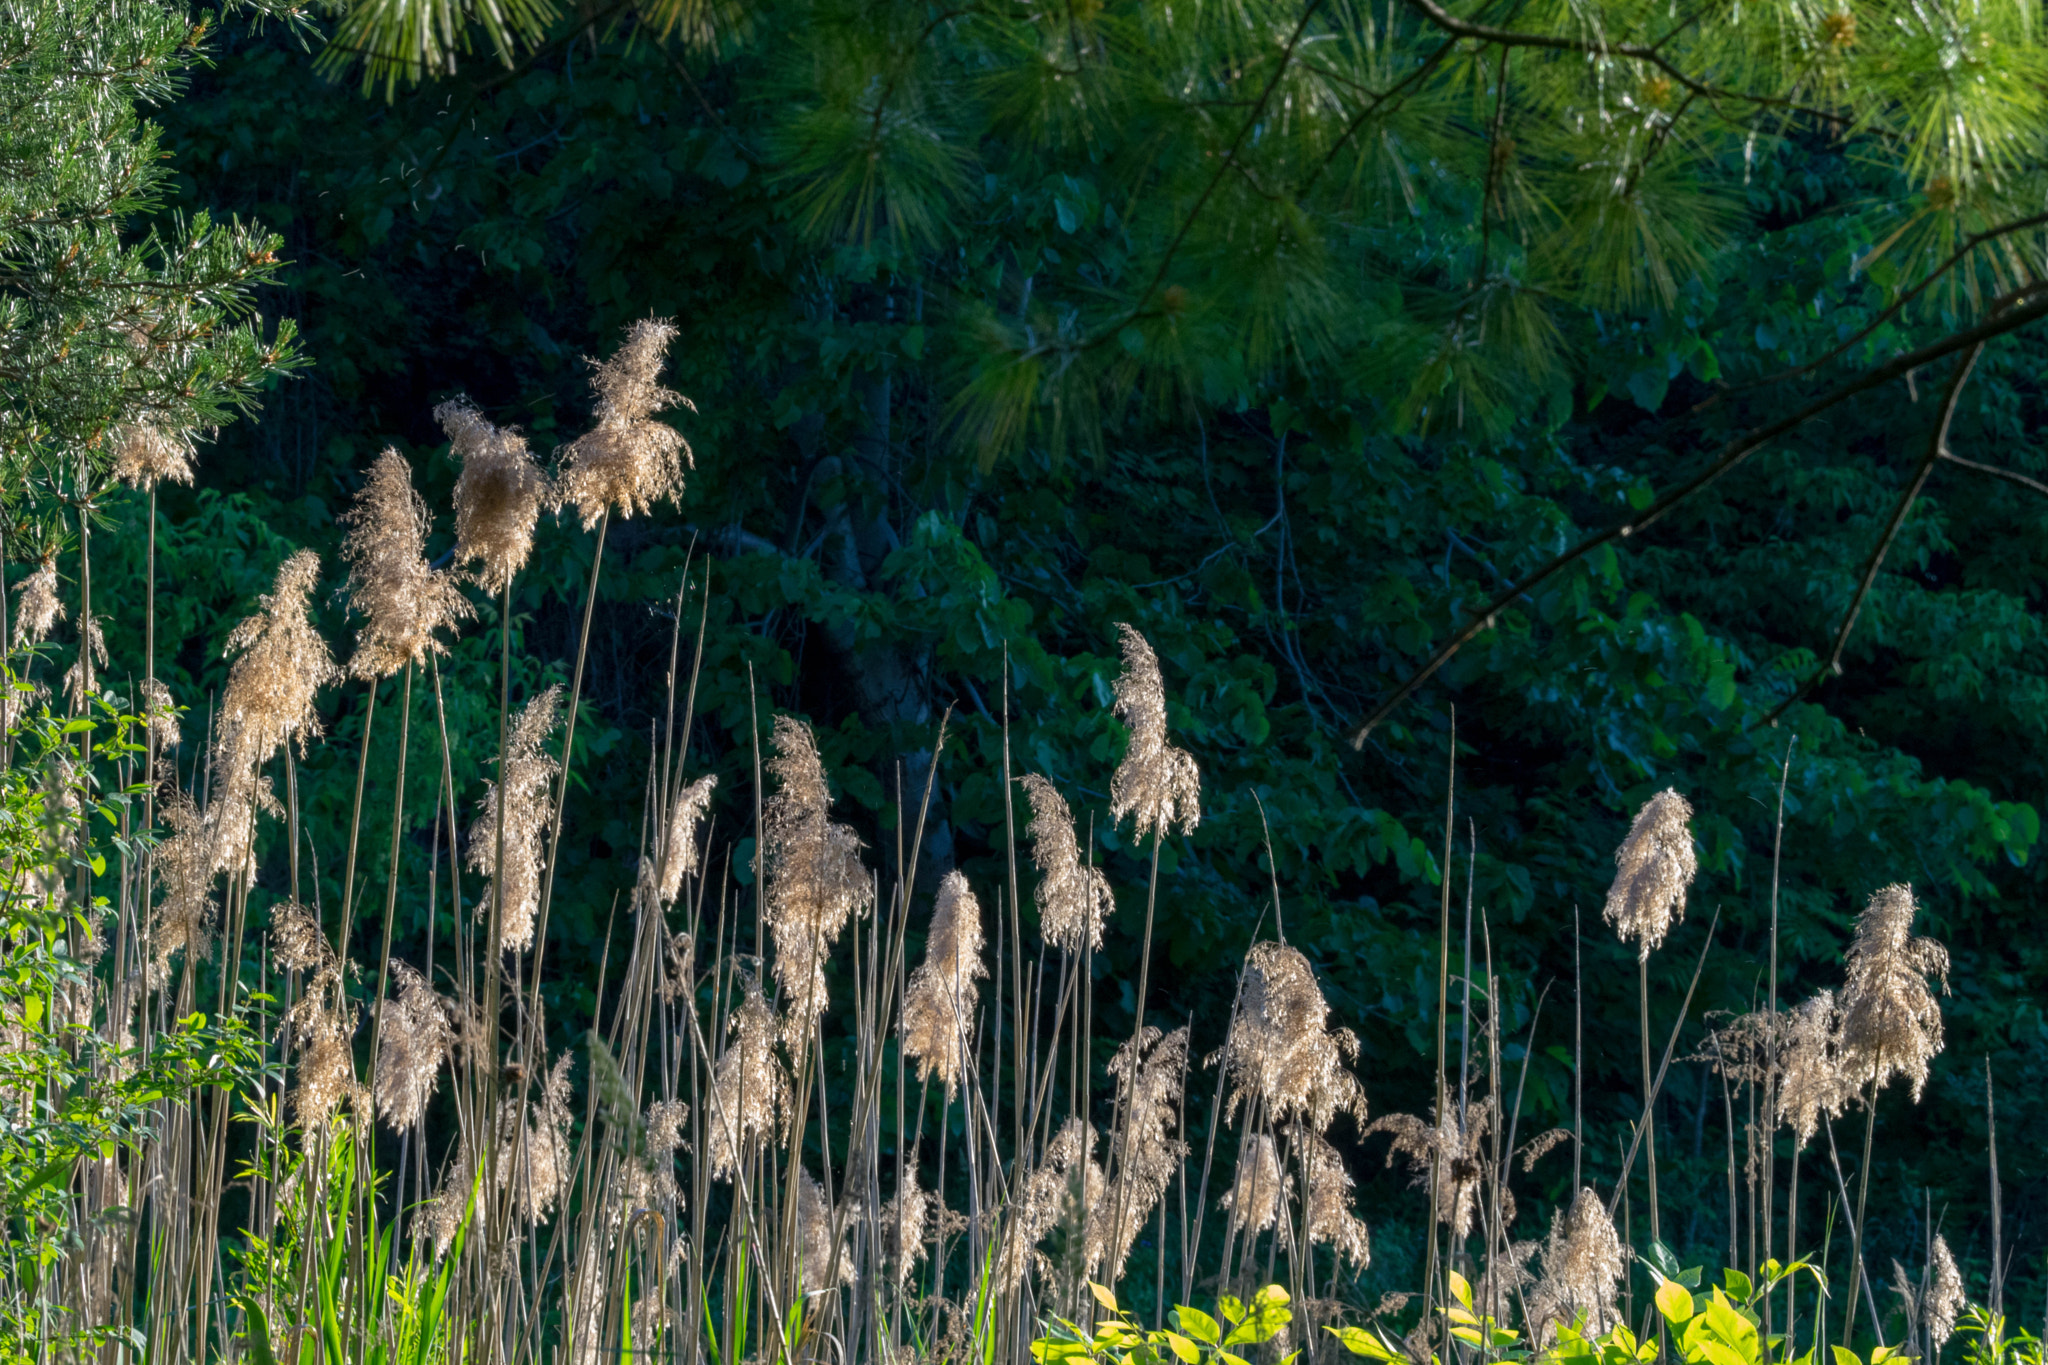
left=1761, top=343, right=1983, bottom=725
left=1348, top=286, right=2048, bottom=747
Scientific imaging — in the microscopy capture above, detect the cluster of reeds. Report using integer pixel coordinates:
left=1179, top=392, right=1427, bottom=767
left=0, top=326, right=2010, bottom=1365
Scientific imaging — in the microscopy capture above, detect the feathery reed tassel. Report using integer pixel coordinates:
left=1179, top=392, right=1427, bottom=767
left=658, top=773, right=717, bottom=904
left=1088, top=1025, right=1189, bottom=1281
left=1838, top=883, right=1950, bottom=1101
left=1220, top=1133, right=1289, bottom=1235
left=1218, top=941, right=1367, bottom=1131
left=375, top=962, right=455, bottom=1130
left=14, top=559, right=62, bottom=649
left=998, top=1117, right=1099, bottom=1290
left=211, top=550, right=337, bottom=873
left=465, top=685, right=563, bottom=954
left=1022, top=773, right=1112, bottom=951
left=423, top=1139, right=477, bottom=1255
left=1776, top=991, right=1851, bottom=1147
left=146, top=791, right=214, bottom=987
left=1602, top=788, right=1698, bottom=958
left=111, top=423, right=196, bottom=489
left=1927, top=1234, right=1964, bottom=1350
left=556, top=318, right=695, bottom=529
left=139, top=677, right=180, bottom=756
left=1304, top=1133, right=1372, bottom=1267
left=438, top=398, right=548, bottom=592
left=795, top=1168, right=852, bottom=1294
left=497, top=1052, right=575, bottom=1223
left=762, top=716, right=873, bottom=1035
left=61, top=614, right=104, bottom=709
left=706, top=972, right=790, bottom=1179
left=1527, top=1186, right=1627, bottom=1341
left=1367, top=1107, right=1504, bottom=1239
left=879, top=1179, right=933, bottom=1289
left=901, top=870, right=987, bottom=1098
left=341, top=448, right=473, bottom=680
left=275, top=902, right=359, bottom=1125
left=1108, top=624, right=1201, bottom=843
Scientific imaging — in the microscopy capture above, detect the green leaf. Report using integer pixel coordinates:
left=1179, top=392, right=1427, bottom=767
left=1656, top=1280, right=1695, bottom=1325
left=1177, top=1309, right=1221, bottom=1346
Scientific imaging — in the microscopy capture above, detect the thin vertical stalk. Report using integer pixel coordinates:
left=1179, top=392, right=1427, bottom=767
left=1640, top=956, right=1660, bottom=1249
left=1423, top=708, right=1456, bottom=1333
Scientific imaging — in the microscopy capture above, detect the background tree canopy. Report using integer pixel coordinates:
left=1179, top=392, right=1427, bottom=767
left=48, top=0, right=2048, bottom=1317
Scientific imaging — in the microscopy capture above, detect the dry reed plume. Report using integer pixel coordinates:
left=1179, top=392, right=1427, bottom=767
left=879, top=1179, right=933, bottom=1289
left=1526, top=1186, right=1627, bottom=1340
left=497, top=1052, right=576, bottom=1224
left=999, top=1117, right=1099, bottom=1290
left=110, top=423, right=195, bottom=489
left=1303, top=1133, right=1372, bottom=1267
left=796, top=1169, right=853, bottom=1294
left=556, top=318, right=695, bottom=529
left=438, top=398, right=548, bottom=592
left=212, top=550, right=337, bottom=874
left=1602, top=788, right=1697, bottom=958
left=1368, top=1107, right=1501, bottom=1239
left=1837, top=882, right=1950, bottom=1100
left=15, top=559, right=61, bottom=649
left=375, top=961, right=455, bottom=1130
left=1022, top=773, right=1112, bottom=952
left=658, top=772, right=718, bottom=903
left=1108, top=624, right=1200, bottom=843
left=1219, top=941, right=1367, bottom=1132
left=61, top=614, right=104, bottom=709
left=1221, top=1133, right=1289, bottom=1235
left=705, top=971, right=790, bottom=1179
left=1090, top=1025, right=1189, bottom=1281
left=901, top=869, right=987, bottom=1098
left=145, top=790, right=213, bottom=987
left=340, top=448, right=472, bottom=679
left=1777, top=991, right=1851, bottom=1147
left=763, top=715, right=873, bottom=1036
left=467, top=685, right=564, bottom=954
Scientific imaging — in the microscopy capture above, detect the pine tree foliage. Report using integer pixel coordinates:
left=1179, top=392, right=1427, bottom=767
left=0, top=0, right=302, bottom=534
left=333, top=0, right=2048, bottom=461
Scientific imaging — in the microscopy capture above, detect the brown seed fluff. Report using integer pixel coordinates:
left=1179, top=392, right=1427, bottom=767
left=1776, top=991, right=1852, bottom=1147
left=438, top=398, right=549, bottom=593
left=1926, top=1233, right=1964, bottom=1349
left=466, top=685, right=563, bottom=955
left=901, top=870, right=988, bottom=1099
left=1304, top=1133, right=1372, bottom=1268
left=879, top=1178, right=933, bottom=1288
left=1220, top=1133, right=1290, bottom=1235
left=705, top=972, right=790, bottom=1180
left=1088, top=1026, right=1189, bottom=1283
left=1022, top=773, right=1113, bottom=952
left=1602, top=788, right=1698, bottom=959
left=1219, top=941, right=1367, bottom=1133
left=146, top=790, right=215, bottom=988
left=111, top=423, right=196, bottom=490
left=556, top=318, right=695, bottom=530
left=795, top=1168, right=853, bottom=1294
left=340, top=448, right=473, bottom=680
left=1837, top=883, right=1949, bottom=1101
left=1108, top=624, right=1201, bottom=843
left=998, top=1117, right=1098, bottom=1290
left=497, top=1052, right=575, bottom=1223
left=375, top=961, right=454, bottom=1131
left=15, top=559, right=62, bottom=650
left=658, top=773, right=718, bottom=904
left=762, top=716, right=873, bottom=1037
left=1526, top=1186, right=1627, bottom=1342
left=211, top=551, right=338, bottom=875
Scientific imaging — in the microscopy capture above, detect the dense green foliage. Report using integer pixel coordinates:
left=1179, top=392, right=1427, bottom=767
left=12, top=0, right=2048, bottom=1344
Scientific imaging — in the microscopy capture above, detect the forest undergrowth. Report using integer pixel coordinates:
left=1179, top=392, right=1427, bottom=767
left=0, top=321, right=2023, bottom=1365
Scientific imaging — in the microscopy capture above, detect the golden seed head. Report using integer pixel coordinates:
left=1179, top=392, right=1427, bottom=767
left=556, top=318, right=695, bottom=530
left=901, top=870, right=988, bottom=1099
left=15, top=559, right=63, bottom=650
left=439, top=398, right=548, bottom=593
left=375, top=961, right=454, bottom=1131
left=1108, top=624, right=1201, bottom=843
left=1527, top=1186, right=1627, bottom=1342
left=466, top=686, right=564, bottom=955
left=1220, top=941, right=1367, bottom=1132
left=659, top=773, right=718, bottom=904
left=341, top=448, right=473, bottom=680
left=1837, top=883, right=1948, bottom=1102
left=1022, top=773, right=1113, bottom=952
left=762, top=716, right=873, bottom=1037
left=111, top=423, right=196, bottom=490
left=1602, top=788, right=1697, bottom=960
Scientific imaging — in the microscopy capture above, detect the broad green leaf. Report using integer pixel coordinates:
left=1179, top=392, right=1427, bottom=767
left=1656, top=1280, right=1695, bottom=1325
left=1177, top=1309, right=1221, bottom=1346
left=1090, top=1283, right=1121, bottom=1315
